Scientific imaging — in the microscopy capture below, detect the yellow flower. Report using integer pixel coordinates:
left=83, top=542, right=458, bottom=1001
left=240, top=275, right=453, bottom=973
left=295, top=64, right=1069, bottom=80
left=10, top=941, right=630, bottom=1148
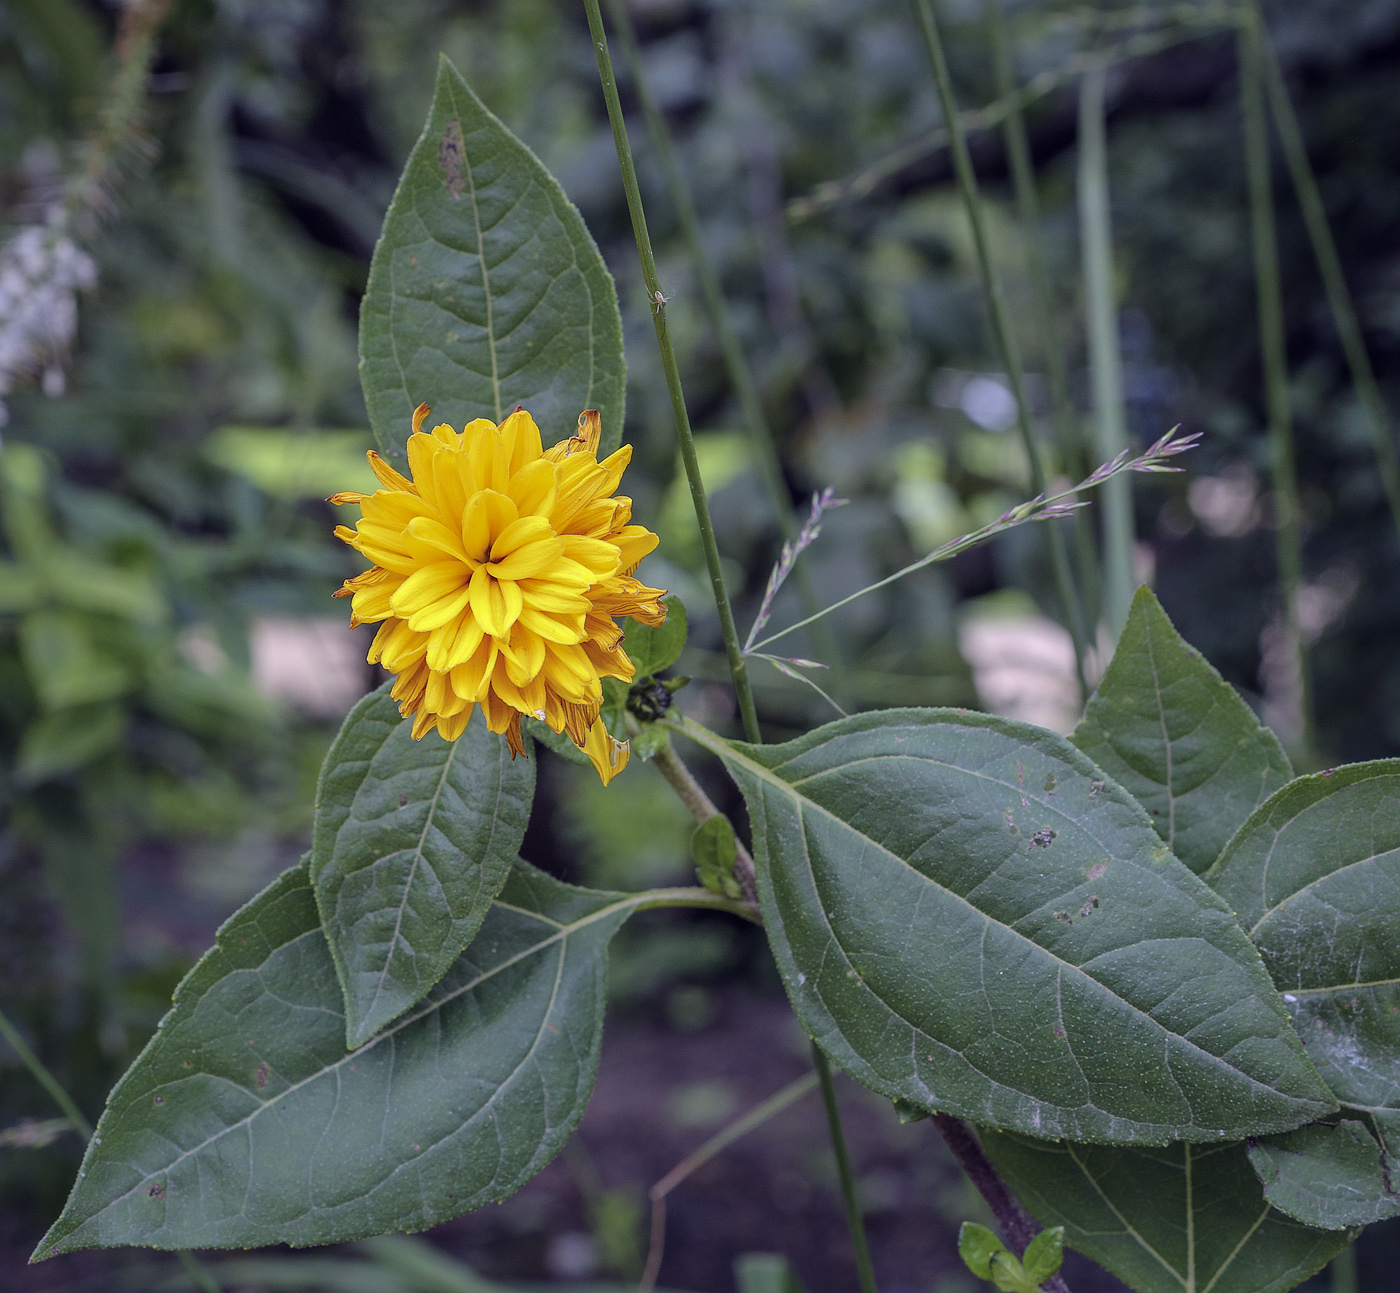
left=331, top=404, right=665, bottom=782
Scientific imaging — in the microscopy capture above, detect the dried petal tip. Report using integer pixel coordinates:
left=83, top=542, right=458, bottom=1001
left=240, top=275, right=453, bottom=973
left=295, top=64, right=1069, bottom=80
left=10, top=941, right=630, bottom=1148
left=412, top=402, right=431, bottom=435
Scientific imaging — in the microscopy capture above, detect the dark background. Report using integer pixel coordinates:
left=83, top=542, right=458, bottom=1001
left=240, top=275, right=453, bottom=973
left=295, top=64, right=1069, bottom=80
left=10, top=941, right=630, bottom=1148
left=2, top=0, right=1400, bottom=1289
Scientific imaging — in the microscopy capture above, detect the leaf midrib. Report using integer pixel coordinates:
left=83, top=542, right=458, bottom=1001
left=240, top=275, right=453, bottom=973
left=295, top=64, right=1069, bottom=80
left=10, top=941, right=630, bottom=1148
left=86, top=888, right=644, bottom=1222
left=712, top=731, right=1308, bottom=1107
left=356, top=736, right=464, bottom=1026
left=446, top=83, right=502, bottom=421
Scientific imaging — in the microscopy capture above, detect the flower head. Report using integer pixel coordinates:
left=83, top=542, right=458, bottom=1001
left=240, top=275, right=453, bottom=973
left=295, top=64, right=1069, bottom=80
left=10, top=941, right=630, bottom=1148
left=332, top=405, right=665, bottom=783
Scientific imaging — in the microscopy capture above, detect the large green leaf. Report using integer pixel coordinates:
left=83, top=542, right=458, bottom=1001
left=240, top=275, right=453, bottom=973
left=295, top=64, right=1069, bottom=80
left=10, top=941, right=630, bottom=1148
left=1073, top=588, right=1292, bottom=875
left=311, top=684, right=535, bottom=1047
left=34, top=859, right=636, bottom=1257
left=1247, top=1121, right=1400, bottom=1229
left=1206, top=761, right=1400, bottom=1156
left=358, top=55, right=625, bottom=468
left=981, top=1131, right=1352, bottom=1293
left=679, top=710, right=1334, bottom=1143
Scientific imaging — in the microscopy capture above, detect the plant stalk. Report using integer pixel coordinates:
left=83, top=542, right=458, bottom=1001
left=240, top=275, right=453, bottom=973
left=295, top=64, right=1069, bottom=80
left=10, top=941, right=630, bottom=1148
left=603, top=0, right=843, bottom=680
left=583, top=0, right=761, bottom=744
left=0, top=1005, right=92, bottom=1139
left=640, top=1073, right=819, bottom=1291
left=1077, top=63, right=1136, bottom=645
left=813, top=1045, right=879, bottom=1293
left=649, top=734, right=759, bottom=911
left=1258, top=24, right=1400, bottom=542
left=1239, top=11, right=1312, bottom=755
left=984, top=0, right=1102, bottom=632
left=907, top=0, right=1089, bottom=690
left=0, top=1005, right=222, bottom=1290
left=932, top=1115, right=1073, bottom=1293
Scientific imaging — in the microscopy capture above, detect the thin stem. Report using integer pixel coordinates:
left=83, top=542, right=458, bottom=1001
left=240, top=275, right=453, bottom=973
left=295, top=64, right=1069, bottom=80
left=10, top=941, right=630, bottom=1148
left=178, top=1251, right=223, bottom=1293
left=0, top=1006, right=92, bottom=1139
left=1077, top=64, right=1136, bottom=644
left=603, top=0, right=843, bottom=681
left=1327, top=1246, right=1358, bottom=1293
left=787, top=25, right=1213, bottom=224
left=1259, top=29, right=1400, bottom=542
left=984, top=0, right=1102, bottom=631
left=0, top=1005, right=223, bottom=1291
left=746, top=430, right=1195, bottom=654
left=813, top=1046, right=879, bottom=1293
left=640, top=1073, right=819, bottom=1291
left=649, top=734, right=759, bottom=911
left=933, top=1116, right=1073, bottom=1293
left=583, top=0, right=761, bottom=744
left=1239, top=10, right=1312, bottom=755
left=907, top=0, right=1089, bottom=686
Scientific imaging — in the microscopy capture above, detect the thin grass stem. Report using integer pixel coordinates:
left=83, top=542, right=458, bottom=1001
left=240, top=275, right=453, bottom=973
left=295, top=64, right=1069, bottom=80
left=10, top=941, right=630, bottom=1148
left=602, top=0, right=843, bottom=682
left=0, top=1005, right=222, bottom=1290
left=748, top=430, right=1194, bottom=654
left=1258, top=26, right=1400, bottom=542
left=640, top=1073, right=819, bottom=1291
left=1239, top=10, right=1313, bottom=755
left=583, top=0, right=760, bottom=744
left=983, top=0, right=1102, bottom=630
left=788, top=25, right=1210, bottom=223
left=1076, top=63, right=1136, bottom=643
left=907, top=0, right=1089, bottom=691
left=0, top=1006, right=92, bottom=1139
left=813, top=1045, right=879, bottom=1293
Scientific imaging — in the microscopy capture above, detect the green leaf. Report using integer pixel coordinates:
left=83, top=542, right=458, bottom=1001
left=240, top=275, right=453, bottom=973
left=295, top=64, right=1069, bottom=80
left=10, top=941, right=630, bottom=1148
left=34, top=859, right=638, bottom=1257
left=981, top=1132, right=1352, bottom=1293
left=524, top=715, right=591, bottom=765
left=623, top=596, right=687, bottom=678
left=17, top=703, right=125, bottom=782
left=1247, top=1121, right=1400, bottom=1229
left=692, top=815, right=742, bottom=900
left=1072, top=588, right=1292, bottom=875
left=312, top=684, right=535, bottom=1047
left=358, top=55, right=626, bottom=468
left=19, top=610, right=133, bottom=710
left=685, top=709, right=1334, bottom=1142
left=1205, top=761, right=1400, bottom=1159
left=1021, top=1227, right=1065, bottom=1285
left=959, top=1222, right=1007, bottom=1280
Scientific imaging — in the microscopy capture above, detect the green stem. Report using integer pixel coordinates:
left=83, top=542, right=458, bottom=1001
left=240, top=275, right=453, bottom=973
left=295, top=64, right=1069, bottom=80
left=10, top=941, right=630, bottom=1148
left=1239, top=11, right=1312, bottom=755
left=0, top=1006, right=92, bottom=1138
left=1077, top=63, right=1136, bottom=644
left=1327, top=1246, right=1358, bottom=1293
left=0, top=1005, right=222, bottom=1291
left=984, top=0, right=1102, bottom=633
left=907, top=0, right=1089, bottom=685
left=583, top=0, right=761, bottom=744
left=813, top=1045, right=878, bottom=1293
left=602, top=0, right=843, bottom=681
left=1258, top=27, right=1400, bottom=542
left=641, top=1073, right=820, bottom=1292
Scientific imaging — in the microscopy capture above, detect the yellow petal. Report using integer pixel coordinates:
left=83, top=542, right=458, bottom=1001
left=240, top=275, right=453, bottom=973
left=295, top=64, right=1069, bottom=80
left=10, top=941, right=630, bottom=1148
left=519, top=604, right=586, bottom=644
left=505, top=458, right=557, bottom=517
left=392, top=560, right=470, bottom=619
left=579, top=717, right=629, bottom=786
left=368, top=450, right=416, bottom=493
left=468, top=567, right=523, bottom=636
left=462, top=489, right=520, bottom=563
left=406, top=515, right=471, bottom=563
left=487, top=539, right=564, bottom=582
left=490, top=514, right=555, bottom=559
left=499, top=408, right=544, bottom=473
left=561, top=534, right=622, bottom=579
